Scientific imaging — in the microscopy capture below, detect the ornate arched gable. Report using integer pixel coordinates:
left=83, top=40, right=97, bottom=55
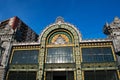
left=39, top=17, right=82, bottom=45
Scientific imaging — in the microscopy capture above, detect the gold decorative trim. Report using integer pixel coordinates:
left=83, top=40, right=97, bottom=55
left=80, top=42, right=112, bottom=46
left=13, top=45, right=40, bottom=49
left=46, top=44, right=74, bottom=47
left=82, top=71, right=84, bottom=80
left=117, top=70, right=120, bottom=80
left=74, top=71, right=76, bottom=80
left=9, top=64, right=38, bottom=70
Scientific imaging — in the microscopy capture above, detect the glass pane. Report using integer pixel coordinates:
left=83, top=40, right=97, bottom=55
left=47, top=47, right=73, bottom=63
left=82, top=47, right=114, bottom=62
left=11, top=50, right=39, bottom=64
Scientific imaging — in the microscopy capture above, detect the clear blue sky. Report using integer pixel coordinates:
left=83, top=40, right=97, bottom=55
left=0, top=0, right=120, bottom=39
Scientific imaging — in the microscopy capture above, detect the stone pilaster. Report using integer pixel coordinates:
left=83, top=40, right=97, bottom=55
left=38, top=44, right=45, bottom=80
left=75, top=44, right=83, bottom=80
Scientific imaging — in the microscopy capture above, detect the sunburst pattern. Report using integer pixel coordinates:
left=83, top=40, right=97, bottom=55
left=51, top=34, right=69, bottom=44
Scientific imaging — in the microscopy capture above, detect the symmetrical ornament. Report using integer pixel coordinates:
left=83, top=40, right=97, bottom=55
left=51, top=34, right=69, bottom=44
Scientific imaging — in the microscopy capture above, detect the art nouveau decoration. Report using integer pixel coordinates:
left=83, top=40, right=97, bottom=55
left=51, top=34, right=69, bottom=44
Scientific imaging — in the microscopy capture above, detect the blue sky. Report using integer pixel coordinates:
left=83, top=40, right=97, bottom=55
left=0, top=0, right=120, bottom=39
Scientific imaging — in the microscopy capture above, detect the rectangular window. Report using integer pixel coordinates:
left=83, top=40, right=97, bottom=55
left=46, top=71, right=74, bottom=80
left=82, top=47, right=114, bottom=62
left=84, top=70, right=119, bottom=80
left=11, top=50, right=39, bottom=64
left=7, top=71, right=36, bottom=80
left=47, top=47, right=73, bottom=63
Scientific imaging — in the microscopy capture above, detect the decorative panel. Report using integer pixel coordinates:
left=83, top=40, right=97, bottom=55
left=9, top=64, right=38, bottom=70
left=48, top=31, right=72, bottom=44
left=52, top=34, right=69, bottom=44
left=45, top=63, right=75, bottom=69
left=81, top=62, right=117, bottom=69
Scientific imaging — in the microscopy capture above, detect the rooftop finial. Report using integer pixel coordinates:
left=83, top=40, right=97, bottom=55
left=114, top=16, right=119, bottom=20
left=114, top=16, right=120, bottom=24
left=105, top=22, right=109, bottom=27
left=56, top=16, right=64, bottom=23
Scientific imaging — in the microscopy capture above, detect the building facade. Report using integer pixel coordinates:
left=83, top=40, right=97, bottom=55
left=0, top=16, right=120, bottom=80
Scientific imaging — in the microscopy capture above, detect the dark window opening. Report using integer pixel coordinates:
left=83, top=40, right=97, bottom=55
left=7, top=71, right=36, bottom=80
left=53, top=76, right=66, bottom=80
left=84, top=70, right=119, bottom=80
left=46, top=71, right=74, bottom=80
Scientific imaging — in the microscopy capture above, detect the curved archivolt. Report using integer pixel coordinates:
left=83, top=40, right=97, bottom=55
left=39, top=17, right=81, bottom=45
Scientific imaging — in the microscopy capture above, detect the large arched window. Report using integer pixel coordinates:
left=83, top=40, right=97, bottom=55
left=46, top=30, right=74, bottom=63
left=39, top=18, right=81, bottom=64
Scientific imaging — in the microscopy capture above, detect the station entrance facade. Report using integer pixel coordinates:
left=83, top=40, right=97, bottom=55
left=2, top=17, right=119, bottom=80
